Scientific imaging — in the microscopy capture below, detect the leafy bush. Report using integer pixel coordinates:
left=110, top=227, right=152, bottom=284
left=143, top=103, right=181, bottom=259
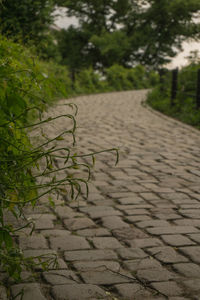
left=74, top=68, right=104, bottom=94
left=147, top=62, right=200, bottom=129
left=105, top=64, right=159, bottom=91
left=0, top=35, right=74, bottom=280
left=0, top=35, right=119, bottom=284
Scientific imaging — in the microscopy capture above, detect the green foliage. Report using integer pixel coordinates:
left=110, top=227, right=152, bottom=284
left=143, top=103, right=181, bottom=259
left=0, top=35, right=73, bottom=280
left=147, top=62, right=200, bottom=129
left=90, top=30, right=130, bottom=68
left=0, top=0, right=55, bottom=43
left=105, top=64, right=159, bottom=91
left=0, top=35, right=119, bottom=283
left=129, top=0, right=200, bottom=67
left=0, top=35, right=65, bottom=280
left=74, top=68, right=104, bottom=94
left=57, top=0, right=200, bottom=69
left=55, top=27, right=92, bottom=76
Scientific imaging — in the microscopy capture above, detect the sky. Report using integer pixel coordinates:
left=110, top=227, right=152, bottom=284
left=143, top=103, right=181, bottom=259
left=53, top=7, right=200, bottom=69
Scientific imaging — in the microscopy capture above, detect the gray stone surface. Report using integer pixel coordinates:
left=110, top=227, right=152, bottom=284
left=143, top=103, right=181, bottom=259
left=147, top=226, right=199, bottom=235
left=114, top=283, right=154, bottom=299
left=76, top=228, right=111, bottom=237
left=151, top=282, right=183, bottom=297
left=91, top=237, right=123, bottom=249
left=43, top=270, right=79, bottom=285
left=123, top=257, right=162, bottom=272
left=52, top=284, right=107, bottom=299
left=64, top=249, right=118, bottom=261
left=117, top=247, right=147, bottom=260
left=80, top=269, right=133, bottom=285
left=147, top=247, right=188, bottom=263
left=73, top=261, right=120, bottom=272
left=29, top=214, right=55, bottom=230
left=137, top=268, right=175, bottom=282
left=64, top=217, right=96, bottom=230
left=19, top=234, right=48, bottom=250
left=173, top=263, right=200, bottom=277
left=4, top=90, right=200, bottom=299
left=183, top=279, right=200, bottom=291
left=50, top=235, right=91, bottom=250
left=127, top=238, right=163, bottom=248
left=11, top=283, right=46, bottom=300
left=179, top=246, right=200, bottom=263
left=101, top=216, right=129, bottom=229
left=161, top=234, right=196, bottom=246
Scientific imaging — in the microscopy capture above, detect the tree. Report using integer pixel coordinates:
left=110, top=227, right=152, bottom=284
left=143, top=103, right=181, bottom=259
left=90, top=30, right=131, bottom=68
left=55, top=0, right=132, bottom=34
left=124, top=0, right=200, bottom=68
left=55, top=26, right=94, bottom=82
left=56, top=0, right=200, bottom=69
left=0, top=0, right=55, bottom=43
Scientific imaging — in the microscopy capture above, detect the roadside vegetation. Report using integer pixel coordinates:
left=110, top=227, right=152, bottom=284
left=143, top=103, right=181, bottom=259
left=147, top=54, right=200, bottom=130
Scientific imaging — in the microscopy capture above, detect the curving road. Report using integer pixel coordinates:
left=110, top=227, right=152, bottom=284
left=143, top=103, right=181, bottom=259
left=11, top=90, right=200, bottom=299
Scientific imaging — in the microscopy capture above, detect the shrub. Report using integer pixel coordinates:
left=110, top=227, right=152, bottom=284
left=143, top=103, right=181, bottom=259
left=147, top=62, right=200, bottom=129
left=0, top=35, right=118, bottom=283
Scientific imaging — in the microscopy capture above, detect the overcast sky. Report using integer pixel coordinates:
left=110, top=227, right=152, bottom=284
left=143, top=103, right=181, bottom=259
left=54, top=8, right=200, bottom=69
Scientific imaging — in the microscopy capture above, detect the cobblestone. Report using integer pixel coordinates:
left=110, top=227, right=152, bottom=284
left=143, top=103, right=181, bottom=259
left=80, top=269, right=133, bottom=285
left=5, top=90, right=200, bottom=299
left=161, top=234, right=196, bottom=246
left=123, top=257, right=162, bottom=272
left=179, top=246, right=200, bottom=263
left=173, top=263, right=200, bottom=277
left=76, top=228, right=111, bottom=237
left=11, top=283, right=46, bottom=300
left=137, top=267, right=176, bottom=282
left=101, top=215, right=129, bottom=229
left=127, top=238, right=163, bottom=248
left=72, top=260, right=120, bottom=272
left=43, top=270, right=79, bottom=284
left=63, top=217, right=96, bottom=230
left=151, top=281, right=183, bottom=297
left=147, top=246, right=188, bottom=263
left=64, top=249, right=118, bottom=261
left=114, top=283, right=155, bottom=299
left=29, top=214, right=55, bottom=230
left=52, top=284, right=107, bottom=299
left=50, top=235, right=91, bottom=250
left=147, top=226, right=199, bottom=235
left=91, top=237, right=123, bottom=249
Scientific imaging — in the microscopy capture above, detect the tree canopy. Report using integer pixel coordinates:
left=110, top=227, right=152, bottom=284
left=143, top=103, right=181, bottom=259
left=0, top=0, right=200, bottom=69
left=0, top=0, right=55, bottom=43
left=56, top=0, right=200, bottom=69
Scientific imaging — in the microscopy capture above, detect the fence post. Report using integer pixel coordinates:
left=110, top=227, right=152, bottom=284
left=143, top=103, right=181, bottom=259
left=196, top=69, right=200, bottom=109
left=171, top=68, right=178, bottom=106
left=158, top=68, right=166, bottom=92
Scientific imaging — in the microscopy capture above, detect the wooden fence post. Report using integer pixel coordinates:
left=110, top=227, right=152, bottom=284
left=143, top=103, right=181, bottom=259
left=196, top=69, right=200, bottom=109
left=171, top=68, right=178, bottom=106
left=158, top=68, right=165, bottom=92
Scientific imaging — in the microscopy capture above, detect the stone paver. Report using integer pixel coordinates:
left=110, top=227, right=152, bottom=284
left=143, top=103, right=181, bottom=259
left=43, top=270, right=79, bottom=284
left=4, top=90, right=200, bottom=299
left=114, top=283, right=156, bottom=299
left=52, top=284, right=107, bottom=299
left=64, top=249, right=118, bottom=261
left=11, top=283, right=46, bottom=300
left=80, top=269, right=133, bottom=285
left=50, top=235, right=91, bottom=250
left=91, top=237, right=123, bottom=249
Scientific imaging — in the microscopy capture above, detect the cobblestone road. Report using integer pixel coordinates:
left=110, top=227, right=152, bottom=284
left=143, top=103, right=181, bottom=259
left=6, top=90, right=200, bottom=299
